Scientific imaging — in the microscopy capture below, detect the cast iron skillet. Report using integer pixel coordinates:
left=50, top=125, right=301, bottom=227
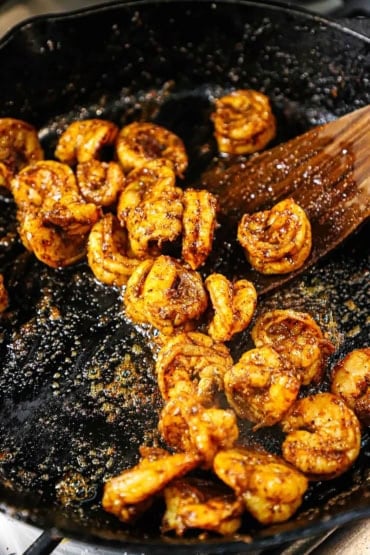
left=0, top=1, right=369, bottom=553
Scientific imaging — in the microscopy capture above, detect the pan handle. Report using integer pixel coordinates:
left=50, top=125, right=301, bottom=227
left=23, top=530, right=63, bottom=555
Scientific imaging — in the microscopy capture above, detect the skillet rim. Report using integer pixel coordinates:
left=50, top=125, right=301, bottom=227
left=0, top=0, right=369, bottom=551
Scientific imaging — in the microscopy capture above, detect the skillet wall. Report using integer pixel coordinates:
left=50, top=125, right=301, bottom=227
left=1, top=0, right=370, bottom=131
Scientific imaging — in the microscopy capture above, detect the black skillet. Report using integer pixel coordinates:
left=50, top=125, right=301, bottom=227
left=0, top=1, right=369, bottom=553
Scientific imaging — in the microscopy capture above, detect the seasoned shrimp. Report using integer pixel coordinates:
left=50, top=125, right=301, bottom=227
left=87, top=214, right=143, bottom=286
left=213, top=447, right=308, bottom=524
left=19, top=212, right=86, bottom=268
left=158, top=393, right=239, bottom=467
left=331, top=348, right=370, bottom=424
left=102, top=450, right=200, bottom=523
left=116, top=121, right=188, bottom=177
left=237, top=198, right=312, bottom=275
left=0, top=274, right=9, bottom=313
left=0, top=118, right=44, bottom=189
left=224, top=346, right=300, bottom=429
left=181, top=189, right=218, bottom=270
left=11, top=160, right=101, bottom=236
left=155, top=331, right=233, bottom=405
left=162, top=477, right=244, bottom=536
left=118, top=160, right=184, bottom=259
left=124, top=256, right=208, bottom=335
left=251, top=309, right=335, bottom=385
left=76, top=160, right=125, bottom=206
left=55, top=119, right=118, bottom=165
left=281, top=392, right=361, bottom=479
left=205, top=274, right=257, bottom=342
left=211, top=89, right=276, bottom=155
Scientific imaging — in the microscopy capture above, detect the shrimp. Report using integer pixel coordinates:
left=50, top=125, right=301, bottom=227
left=118, top=160, right=183, bottom=259
left=205, top=274, right=257, bottom=342
left=155, top=331, right=233, bottom=405
left=281, top=392, right=361, bottom=479
left=0, top=274, right=9, bottom=313
left=181, top=189, right=218, bottom=270
left=87, top=214, right=143, bottom=286
left=237, top=198, right=312, bottom=275
left=11, top=160, right=101, bottom=236
left=54, top=119, right=118, bottom=165
left=162, top=477, right=244, bottom=536
left=102, top=449, right=200, bottom=523
left=124, top=256, right=208, bottom=335
left=251, top=309, right=335, bottom=385
left=213, top=447, right=308, bottom=525
left=116, top=121, right=188, bottom=177
left=158, top=393, right=239, bottom=467
left=0, top=118, right=44, bottom=189
left=76, top=160, right=125, bottom=207
left=211, top=89, right=276, bottom=155
left=19, top=212, right=86, bottom=268
left=224, top=346, right=301, bottom=429
left=331, top=348, right=370, bottom=425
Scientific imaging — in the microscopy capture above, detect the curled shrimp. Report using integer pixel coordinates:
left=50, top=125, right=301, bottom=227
left=116, top=121, right=188, bottom=177
left=102, top=449, right=200, bottom=523
left=205, top=273, right=257, bottom=342
left=0, top=118, right=44, bottom=189
left=224, top=346, right=301, bottom=429
left=158, top=393, right=238, bottom=467
left=281, top=392, right=361, bottom=479
left=155, top=331, right=233, bottom=405
left=211, top=89, right=276, bottom=155
left=87, top=214, right=143, bottom=287
left=181, top=189, right=218, bottom=270
left=237, top=198, right=312, bottom=275
left=76, top=160, right=125, bottom=207
left=331, top=348, right=370, bottom=424
left=117, top=159, right=183, bottom=259
left=162, top=477, right=244, bottom=536
left=124, top=256, right=208, bottom=335
left=213, top=447, right=308, bottom=524
left=11, top=160, right=101, bottom=236
left=0, top=274, right=9, bottom=313
left=55, top=119, right=118, bottom=165
left=19, top=212, right=86, bottom=268
left=251, top=309, right=335, bottom=385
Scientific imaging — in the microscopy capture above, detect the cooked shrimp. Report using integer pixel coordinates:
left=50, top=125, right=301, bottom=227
left=0, top=274, right=9, bottom=313
left=211, top=89, right=276, bottom=155
left=281, top=392, right=361, bottom=479
left=118, top=160, right=184, bottom=259
left=331, top=348, right=370, bottom=424
left=124, top=256, right=208, bottom=335
left=19, top=212, right=86, bottom=268
left=237, top=198, right=312, bottom=275
left=205, top=274, right=257, bottom=342
left=87, top=214, right=143, bottom=286
left=224, top=346, right=300, bottom=429
left=213, top=447, right=308, bottom=524
left=155, top=331, right=233, bottom=405
left=116, top=121, right=188, bottom=177
left=102, top=450, right=200, bottom=523
left=11, top=160, right=77, bottom=213
left=0, top=118, right=44, bottom=189
left=41, top=195, right=101, bottom=236
left=55, top=119, right=118, bottom=165
left=251, top=309, right=335, bottom=385
left=158, top=393, right=238, bottom=467
left=162, top=477, right=244, bottom=536
left=181, top=189, right=218, bottom=270
left=76, top=160, right=125, bottom=206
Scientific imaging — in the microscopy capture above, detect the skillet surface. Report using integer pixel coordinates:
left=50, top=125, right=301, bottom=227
left=0, top=1, right=369, bottom=552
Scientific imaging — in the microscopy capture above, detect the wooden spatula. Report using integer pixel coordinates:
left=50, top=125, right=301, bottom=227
left=202, top=105, right=370, bottom=294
